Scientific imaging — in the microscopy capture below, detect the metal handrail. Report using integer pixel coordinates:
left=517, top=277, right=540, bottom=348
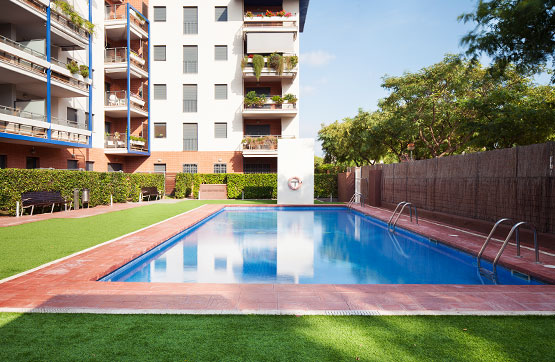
left=0, top=35, right=46, bottom=60
left=477, top=219, right=540, bottom=280
left=387, top=201, right=418, bottom=232
left=0, top=104, right=47, bottom=122
left=347, top=192, right=365, bottom=208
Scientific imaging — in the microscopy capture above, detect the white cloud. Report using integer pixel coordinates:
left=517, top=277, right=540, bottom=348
left=301, top=50, right=336, bottom=67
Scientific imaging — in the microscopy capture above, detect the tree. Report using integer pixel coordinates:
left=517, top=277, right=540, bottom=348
left=459, top=0, right=555, bottom=80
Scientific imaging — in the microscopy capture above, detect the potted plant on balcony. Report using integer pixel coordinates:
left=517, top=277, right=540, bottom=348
left=79, top=65, right=89, bottom=78
left=245, top=11, right=254, bottom=18
left=285, top=55, right=298, bottom=71
left=66, top=60, right=79, bottom=74
left=130, top=135, right=146, bottom=147
left=269, top=53, right=284, bottom=75
left=244, top=91, right=258, bottom=108
left=255, top=94, right=267, bottom=108
left=241, top=56, right=249, bottom=70
left=283, top=94, right=298, bottom=108
left=252, top=54, right=265, bottom=81
left=271, top=95, right=284, bottom=109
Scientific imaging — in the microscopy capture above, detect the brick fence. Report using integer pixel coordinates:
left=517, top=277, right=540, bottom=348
left=342, top=142, right=555, bottom=234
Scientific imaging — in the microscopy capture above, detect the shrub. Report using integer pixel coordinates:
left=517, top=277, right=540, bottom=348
left=79, top=65, right=89, bottom=78
left=268, top=53, right=283, bottom=75
left=0, top=169, right=164, bottom=215
left=66, top=60, right=79, bottom=74
left=252, top=54, right=265, bottom=81
left=175, top=173, right=195, bottom=198
left=285, top=55, right=298, bottom=70
left=314, top=174, right=338, bottom=198
left=227, top=174, right=277, bottom=199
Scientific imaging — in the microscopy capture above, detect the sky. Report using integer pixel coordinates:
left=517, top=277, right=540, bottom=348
left=298, top=0, right=479, bottom=156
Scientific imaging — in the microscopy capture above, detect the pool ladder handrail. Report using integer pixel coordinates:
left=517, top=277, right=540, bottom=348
left=477, top=218, right=540, bottom=280
left=347, top=192, right=365, bottom=208
left=387, top=201, right=418, bottom=232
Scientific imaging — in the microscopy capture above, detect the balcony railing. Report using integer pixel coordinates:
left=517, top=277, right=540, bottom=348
left=51, top=116, right=88, bottom=131
left=50, top=5, right=89, bottom=39
left=243, top=96, right=297, bottom=110
left=0, top=104, right=89, bottom=144
left=0, top=49, right=47, bottom=77
left=105, top=47, right=146, bottom=69
left=105, top=91, right=147, bottom=113
left=105, top=4, right=148, bottom=33
left=51, top=71, right=89, bottom=92
left=242, top=135, right=294, bottom=151
left=0, top=35, right=46, bottom=60
left=104, top=132, right=127, bottom=149
left=243, top=12, right=297, bottom=28
left=15, top=0, right=47, bottom=15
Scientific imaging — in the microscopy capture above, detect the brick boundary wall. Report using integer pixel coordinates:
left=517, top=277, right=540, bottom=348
left=344, top=142, right=555, bottom=234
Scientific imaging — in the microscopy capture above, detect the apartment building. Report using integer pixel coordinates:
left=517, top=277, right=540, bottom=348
left=0, top=0, right=309, bottom=174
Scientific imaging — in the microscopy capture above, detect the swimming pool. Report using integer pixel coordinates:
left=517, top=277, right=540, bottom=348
left=100, top=207, right=543, bottom=285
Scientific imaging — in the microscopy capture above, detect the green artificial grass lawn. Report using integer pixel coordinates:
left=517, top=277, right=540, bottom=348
left=0, top=200, right=275, bottom=280
left=0, top=313, right=553, bottom=361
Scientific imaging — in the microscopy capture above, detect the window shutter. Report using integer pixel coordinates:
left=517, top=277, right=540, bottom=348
left=214, top=45, right=227, bottom=60
left=183, top=85, right=197, bottom=112
left=215, top=7, right=228, bottom=22
left=153, top=46, right=166, bottom=61
left=153, top=7, right=166, bottom=22
left=183, top=7, right=198, bottom=34
left=183, top=46, right=198, bottom=73
left=214, top=123, right=227, bottom=138
left=183, top=123, right=198, bottom=151
left=153, top=84, right=167, bottom=100
left=214, top=84, right=227, bottom=100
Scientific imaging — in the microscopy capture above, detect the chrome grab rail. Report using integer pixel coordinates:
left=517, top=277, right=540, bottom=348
left=347, top=192, right=365, bottom=208
left=477, top=218, right=540, bottom=281
left=387, top=201, right=418, bottom=232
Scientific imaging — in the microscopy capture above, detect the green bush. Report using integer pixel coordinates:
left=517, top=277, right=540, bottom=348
left=0, top=169, right=164, bottom=215
left=227, top=174, right=277, bottom=199
left=314, top=174, right=338, bottom=198
left=175, top=173, right=194, bottom=198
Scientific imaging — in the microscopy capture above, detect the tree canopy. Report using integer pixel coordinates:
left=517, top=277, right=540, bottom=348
left=318, top=55, right=555, bottom=164
left=459, top=0, right=555, bottom=80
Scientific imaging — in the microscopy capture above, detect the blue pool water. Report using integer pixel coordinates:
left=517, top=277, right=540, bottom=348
left=100, top=207, right=543, bottom=285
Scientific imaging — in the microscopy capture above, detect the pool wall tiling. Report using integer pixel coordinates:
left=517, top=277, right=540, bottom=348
left=1, top=204, right=554, bottom=314
left=99, top=207, right=544, bottom=285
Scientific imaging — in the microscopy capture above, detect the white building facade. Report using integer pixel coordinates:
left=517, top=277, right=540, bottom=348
left=0, top=0, right=309, bottom=176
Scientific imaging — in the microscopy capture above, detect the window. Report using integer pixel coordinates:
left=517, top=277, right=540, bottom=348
left=107, top=163, right=122, bottom=172
left=105, top=122, right=111, bottom=134
left=154, top=123, right=167, bottom=138
left=26, top=157, right=39, bottom=169
left=214, top=45, right=227, bottom=61
left=183, top=85, right=197, bottom=112
left=153, top=45, right=166, bottom=61
left=215, top=84, right=227, bottom=100
left=183, top=46, right=198, bottom=73
left=0, top=155, right=6, bottom=169
left=153, top=84, right=167, bottom=100
left=244, top=163, right=271, bottom=174
left=245, top=124, right=271, bottom=136
left=214, top=123, right=227, bottom=138
left=85, top=161, right=94, bottom=171
left=67, top=160, right=78, bottom=170
left=183, top=164, right=198, bottom=173
left=215, top=6, right=228, bottom=21
left=67, top=107, right=78, bottom=124
left=183, top=7, right=198, bottom=34
left=214, top=163, right=227, bottom=173
left=154, top=164, right=166, bottom=173
left=183, top=123, right=198, bottom=151
left=153, top=6, right=166, bottom=22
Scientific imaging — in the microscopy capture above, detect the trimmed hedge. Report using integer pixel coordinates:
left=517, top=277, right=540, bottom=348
left=0, top=169, right=164, bottom=215
left=314, top=174, right=338, bottom=198
left=174, top=173, right=336, bottom=200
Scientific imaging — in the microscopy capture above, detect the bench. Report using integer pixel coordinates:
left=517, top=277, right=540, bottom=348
left=20, top=191, right=71, bottom=216
left=141, top=186, right=162, bottom=201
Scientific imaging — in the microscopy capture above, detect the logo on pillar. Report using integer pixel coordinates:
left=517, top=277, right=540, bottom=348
left=287, top=176, right=302, bottom=190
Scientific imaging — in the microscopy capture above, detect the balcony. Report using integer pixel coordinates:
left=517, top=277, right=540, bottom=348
left=242, top=95, right=298, bottom=119
left=243, top=12, right=298, bottom=33
left=241, top=135, right=294, bottom=157
left=242, top=56, right=297, bottom=80
left=105, top=47, right=148, bottom=79
left=0, top=104, right=90, bottom=145
left=104, top=133, right=149, bottom=154
left=49, top=3, right=90, bottom=49
left=105, top=91, right=148, bottom=118
left=105, top=5, right=148, bottom=41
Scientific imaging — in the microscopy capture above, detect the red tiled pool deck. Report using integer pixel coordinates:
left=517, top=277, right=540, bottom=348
left=0, top=203, right=554, bottom=315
